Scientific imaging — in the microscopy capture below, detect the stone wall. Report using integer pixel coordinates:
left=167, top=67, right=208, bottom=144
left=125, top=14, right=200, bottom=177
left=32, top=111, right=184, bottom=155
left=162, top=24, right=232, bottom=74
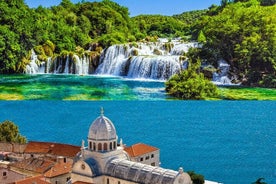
left=0, top=142, right=27, bottom=153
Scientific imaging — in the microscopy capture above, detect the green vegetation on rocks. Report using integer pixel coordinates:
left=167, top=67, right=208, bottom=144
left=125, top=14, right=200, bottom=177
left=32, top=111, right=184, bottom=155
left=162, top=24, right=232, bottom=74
left=0, top=120, right=27, bottom=144
left=165, top=60, right=219, bottom=100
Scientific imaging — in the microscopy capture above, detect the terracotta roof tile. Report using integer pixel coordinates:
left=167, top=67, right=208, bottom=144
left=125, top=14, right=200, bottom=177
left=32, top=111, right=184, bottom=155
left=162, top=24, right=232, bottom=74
left=10, top=157, right=55, bottom=174
left=44, top=160, right=73, bottom=178
left=24, top=141, right=80, bottom=158
left=15, top=175, right=51, bottom=184
left=124, top=143, right=159, bottom=157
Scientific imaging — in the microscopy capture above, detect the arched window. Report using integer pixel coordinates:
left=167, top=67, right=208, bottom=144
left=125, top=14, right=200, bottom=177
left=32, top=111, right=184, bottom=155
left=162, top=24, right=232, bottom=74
left=109, top=142, right=113, bottom=150
left=98, top=143, right=102, bottom=151
left=107, top=178, right=110, bottom=184
left=93, top=143, right=96, bottom=151
left=89, top=142, right=92, bottom=150
left=113, top=141, right=116, bottom=149
left=104, top=143, right=108, bottom=151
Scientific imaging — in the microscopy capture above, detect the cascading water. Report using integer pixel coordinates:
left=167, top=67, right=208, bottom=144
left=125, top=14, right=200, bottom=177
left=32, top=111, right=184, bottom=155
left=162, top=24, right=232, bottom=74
left=25, top=39, right=197, bottom=80
left=96, top=40, right=195, bottom=80
left=212, top=59, right=234, bottom=85
left=25, top=54, right=92, bottom=75
left=73, top=55, right=90, bottom=75
left=25, top=50, right=39, bottom=74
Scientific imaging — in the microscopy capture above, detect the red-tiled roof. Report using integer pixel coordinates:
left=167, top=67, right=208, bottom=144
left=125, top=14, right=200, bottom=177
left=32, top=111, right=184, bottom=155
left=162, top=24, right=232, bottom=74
left=15, top=175, right=51, bottom=184
left=44, top=160, right=73, bottom=178
left=73, top=182, right=93, bottom=184
left=24, top=141, right=80, bottom=158
left=10, top=157, right=55, bottom=174
left=124, top=143, right=159, bottom=157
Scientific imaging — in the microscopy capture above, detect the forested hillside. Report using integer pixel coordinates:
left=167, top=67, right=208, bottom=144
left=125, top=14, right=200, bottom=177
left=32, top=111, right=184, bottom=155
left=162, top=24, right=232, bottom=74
left=190, top=0, right=276, bottom=87
left=131, top=15, right=185, bottom=38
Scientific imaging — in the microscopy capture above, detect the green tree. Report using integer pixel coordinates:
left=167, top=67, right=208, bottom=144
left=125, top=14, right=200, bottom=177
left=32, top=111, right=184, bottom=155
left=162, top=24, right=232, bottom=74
left=165, top=60, right=219, bottom=100
left=197, top=30, right=206, bottom=43
left=0, top=120, right=27, bottom=144
left=187, top=171, right=205, bottom=184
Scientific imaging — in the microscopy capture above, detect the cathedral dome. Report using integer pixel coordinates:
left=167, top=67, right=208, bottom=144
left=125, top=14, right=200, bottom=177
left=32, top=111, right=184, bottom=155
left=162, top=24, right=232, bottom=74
left=88, top=108, right=117, bottom=141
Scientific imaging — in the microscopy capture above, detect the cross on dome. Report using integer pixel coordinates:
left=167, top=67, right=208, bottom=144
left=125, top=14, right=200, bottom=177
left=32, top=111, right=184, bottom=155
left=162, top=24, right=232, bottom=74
left=100, top=107, right=104, bottom=116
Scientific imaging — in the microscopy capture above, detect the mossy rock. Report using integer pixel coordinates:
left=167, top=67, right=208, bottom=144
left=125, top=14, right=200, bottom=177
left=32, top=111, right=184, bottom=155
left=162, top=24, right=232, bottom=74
left=153, top=48, right=162, bottom=55
left=179, top=56, right=187, bottom=61
left=131, top=49, right=139, bottom=56
left=37, top=55, right=47, bottom=61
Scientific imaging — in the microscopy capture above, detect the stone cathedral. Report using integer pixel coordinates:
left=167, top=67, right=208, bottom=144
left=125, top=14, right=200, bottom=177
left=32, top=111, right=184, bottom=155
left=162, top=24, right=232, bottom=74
left=71, top=109, right=192, bottom=184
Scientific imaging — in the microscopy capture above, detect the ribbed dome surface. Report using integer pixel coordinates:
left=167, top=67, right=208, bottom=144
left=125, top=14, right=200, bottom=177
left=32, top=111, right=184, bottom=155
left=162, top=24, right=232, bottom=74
left=88, top=115, right=117, bottom=141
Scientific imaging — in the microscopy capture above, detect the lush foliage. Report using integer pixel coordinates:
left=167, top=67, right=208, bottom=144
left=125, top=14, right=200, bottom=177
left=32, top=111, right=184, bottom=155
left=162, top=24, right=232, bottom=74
left=165, top=60, right=219, bottom=100
left=131, top=15, right=185, bottom=38
left=173, top=10, right=207, bottom=36
left=0, top=120, right=27, bottom=143
left=191, top=0, right=276, bottom=87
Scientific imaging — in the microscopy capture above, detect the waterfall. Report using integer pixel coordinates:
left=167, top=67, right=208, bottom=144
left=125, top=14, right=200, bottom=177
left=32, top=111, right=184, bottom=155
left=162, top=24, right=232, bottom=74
left=96, top=40, right=194, bottom=80
left=212, top=59, right=234, bottom=85
left=25, top=50, right=39, bottom=74
left=74, top=55, right=90, bottom=75
left=25, top=40, right=197, bottom=80
left=127, top=56, right=183, bottom=80
left=64, top=56, right=70, bottom=74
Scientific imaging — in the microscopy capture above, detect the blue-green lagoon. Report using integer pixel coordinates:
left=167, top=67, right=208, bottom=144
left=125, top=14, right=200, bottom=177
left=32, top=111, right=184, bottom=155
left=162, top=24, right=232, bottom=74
left=0, top=74, right=166, bottom=100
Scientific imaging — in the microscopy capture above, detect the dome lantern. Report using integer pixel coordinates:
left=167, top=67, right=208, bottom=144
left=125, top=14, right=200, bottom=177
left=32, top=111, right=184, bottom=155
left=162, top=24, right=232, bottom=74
left=87, top=108, right=117, bottom=152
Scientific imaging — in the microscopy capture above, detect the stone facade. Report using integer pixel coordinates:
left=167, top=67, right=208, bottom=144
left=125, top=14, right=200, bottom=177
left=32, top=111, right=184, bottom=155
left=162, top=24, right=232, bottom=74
left=0, top=167, right=26, bottom=184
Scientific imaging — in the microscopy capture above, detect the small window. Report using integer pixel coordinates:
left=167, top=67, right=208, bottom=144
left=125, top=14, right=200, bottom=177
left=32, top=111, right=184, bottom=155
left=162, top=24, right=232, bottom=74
left=151, top=154, right=154, bottom=158
left=145, top=156, right=149, bottom=160
left=107, top=178, right=110, bottom=184
left=55, top=181, right=58, bottom=184
left=118, top=181, right=121, bottom=184
left=2, top=171, right=7, bottom=177
left=151, top=162, right=156, bottom=166
left=64, top=157, right=66, bottom=163
left=140, top=157, right=143, bottom=161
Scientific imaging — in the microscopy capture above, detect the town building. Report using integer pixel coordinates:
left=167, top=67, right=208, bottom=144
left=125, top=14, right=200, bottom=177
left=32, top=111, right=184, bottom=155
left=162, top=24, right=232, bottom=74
left=124, top=143, right=160, bottom=167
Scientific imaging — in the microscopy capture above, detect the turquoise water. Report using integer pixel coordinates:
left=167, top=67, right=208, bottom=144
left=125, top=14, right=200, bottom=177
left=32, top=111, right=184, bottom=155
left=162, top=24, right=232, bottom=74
left=0, top=101, right=275, bottom=184
left=0, top=74, right=166, bottom=100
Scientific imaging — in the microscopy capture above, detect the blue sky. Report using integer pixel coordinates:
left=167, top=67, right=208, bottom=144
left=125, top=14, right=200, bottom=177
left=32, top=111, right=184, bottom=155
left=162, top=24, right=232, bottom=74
left=25, top=0, right=222, bottom=16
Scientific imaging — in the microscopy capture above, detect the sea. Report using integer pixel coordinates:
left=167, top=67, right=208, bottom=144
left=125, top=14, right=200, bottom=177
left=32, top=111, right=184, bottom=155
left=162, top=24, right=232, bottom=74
left=0, top=100, right=275, bottom=184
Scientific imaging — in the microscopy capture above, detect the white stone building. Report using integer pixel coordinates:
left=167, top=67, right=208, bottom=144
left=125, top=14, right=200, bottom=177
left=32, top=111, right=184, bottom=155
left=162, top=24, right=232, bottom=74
left=71, top=109, right=192, bottom=184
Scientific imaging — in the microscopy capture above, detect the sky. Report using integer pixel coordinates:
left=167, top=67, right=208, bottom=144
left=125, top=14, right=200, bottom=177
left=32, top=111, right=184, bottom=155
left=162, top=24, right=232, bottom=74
left=24, top=0, right=222, bottom=16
